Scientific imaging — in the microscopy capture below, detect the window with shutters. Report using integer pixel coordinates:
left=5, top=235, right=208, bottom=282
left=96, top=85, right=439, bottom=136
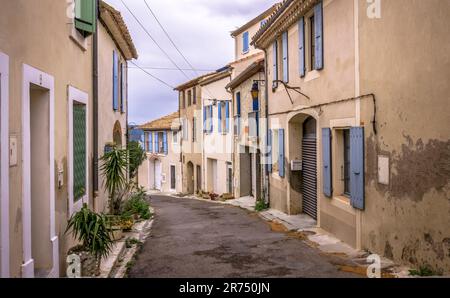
left=193, top=87, right=197, bottom=105
left=157, top=132, right=164, bottom=154
left=271, top=130, right=279, bottom=174
left=180, top=91, right=186, bottom=109
left=73, top=104, right=87, bottom=201
left=192, top=117, right=197, bottom=142
left=187, top=90, right=192, bottom=106
left=331, top=129, right=351, bottom=198
left=219, top=102, right=227, bottom=134
left=302, top=2, right=324, bottom=73
left=75, top=0, right=96, bottom=36
left=243, top=31, right=250, bottom=54
left=173, top=131, right=178, bottom=145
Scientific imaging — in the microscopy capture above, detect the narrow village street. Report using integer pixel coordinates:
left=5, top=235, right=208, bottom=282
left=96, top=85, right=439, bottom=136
left=127, top=195, right=359, bottom=278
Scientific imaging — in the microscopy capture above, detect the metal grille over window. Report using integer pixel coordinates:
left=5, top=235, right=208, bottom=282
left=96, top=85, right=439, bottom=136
left=73, top=104, right=86, bottom=201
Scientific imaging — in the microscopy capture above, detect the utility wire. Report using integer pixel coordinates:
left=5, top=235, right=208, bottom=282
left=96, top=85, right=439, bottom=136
left=120, top=0, right=191, bottom=81
left=130, top=61, right=175, bottom=89
left=129, top=66, right=215, bottom=72
left=142, top=0, right=217, bottom=99
left=143, top=0, right=199, bottom=77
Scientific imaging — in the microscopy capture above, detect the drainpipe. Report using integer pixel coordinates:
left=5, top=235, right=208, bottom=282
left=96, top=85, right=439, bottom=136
left=263, top=49, right=270, bottom=206
left=92, top=0, right=99, bottom=210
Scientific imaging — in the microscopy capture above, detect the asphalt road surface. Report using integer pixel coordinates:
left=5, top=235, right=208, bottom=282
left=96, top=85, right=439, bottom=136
left=127, top=195, right=359, bottom=278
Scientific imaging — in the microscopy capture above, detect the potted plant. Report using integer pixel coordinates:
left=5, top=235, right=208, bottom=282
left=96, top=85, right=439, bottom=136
left=66, top=204, right=114, bottom=277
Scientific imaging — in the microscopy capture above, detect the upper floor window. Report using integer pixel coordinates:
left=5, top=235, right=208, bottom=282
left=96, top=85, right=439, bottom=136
left=173, top=131, right=178, bottom=145
left=192, top=117, right=197, bottom=142
left=299, top=1, right=323, bottom=76
left=192, top=87, right=197, bottom=105
left=180, top=91, right=186, bottom=109
left=75, top=0, right=96, bottom=36
left=187, top=90, right=192, bottom=106
left=243, top=31, right=250, bottom=54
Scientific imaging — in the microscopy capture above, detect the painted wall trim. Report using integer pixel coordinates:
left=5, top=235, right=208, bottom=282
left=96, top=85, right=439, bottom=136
left=68, top=85, right=89, bottom=216
left=0, top=52, right=10, bottom=277
left=21, top=64, right=59, bottom=278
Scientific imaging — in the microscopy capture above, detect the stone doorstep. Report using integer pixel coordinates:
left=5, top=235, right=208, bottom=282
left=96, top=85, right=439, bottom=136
left=98, top=217, right=154, bottom=278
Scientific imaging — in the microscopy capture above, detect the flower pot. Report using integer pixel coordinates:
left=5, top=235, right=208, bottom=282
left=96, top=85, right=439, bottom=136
left=111, top=227, right=123, bottom=241
left=67, top=245, right=101, bottom=277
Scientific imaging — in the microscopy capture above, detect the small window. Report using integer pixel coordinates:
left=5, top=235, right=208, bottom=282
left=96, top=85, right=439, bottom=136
left=187, top=90, right=192, bottom=106
left=173, top=131, right=178, bottom=144
left=343, top=129, right=351, bottom=196
left=158, top=132, right=164, bottom=153
left=272, top=130, right=279, bottom=173
left=192, top=117, right=197, bottom=142
left=309, top=15, right=316, bottom=71
left=243, top=31, right=249, bottom=53
left=180, top=91, right=186, bottom=109
left=193, top=87, right=197, bottom=105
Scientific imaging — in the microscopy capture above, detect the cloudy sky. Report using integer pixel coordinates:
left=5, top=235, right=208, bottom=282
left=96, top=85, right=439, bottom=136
left=104, top=0, right=276, bottom=125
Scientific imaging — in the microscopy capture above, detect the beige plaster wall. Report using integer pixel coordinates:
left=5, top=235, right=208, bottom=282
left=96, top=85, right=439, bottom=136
left=0, top=0, right=93, bottom=276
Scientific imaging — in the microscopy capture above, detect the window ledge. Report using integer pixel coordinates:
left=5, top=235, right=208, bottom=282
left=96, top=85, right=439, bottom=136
left=69, top=23, right=88, bottom=52
left=331, top=195, right=356, bottom=215
left=304, top=70, right=320, bottom=82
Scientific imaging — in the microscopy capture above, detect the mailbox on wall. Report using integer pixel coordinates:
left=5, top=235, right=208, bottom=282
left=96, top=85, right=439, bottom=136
left=290, top=160, right=302, bottom=171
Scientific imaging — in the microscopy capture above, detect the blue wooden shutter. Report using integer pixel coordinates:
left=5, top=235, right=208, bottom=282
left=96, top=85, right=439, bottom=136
left=267, top=130, right=273, bottom=173
left=163, top=131, right=168, bottom=155
left=322, top=128, right=332, bottom=197
left=278, top=129, right=285, bottom=178
left=203, top=106, right=207, bottom=132
left=149, top=132, right=153, bottom=153
left=225, top=101, right=230, bottom=133
left=209, top=105, right=213, bottom=133
left=350, top=127, right=365, bottom=210
left=113, top=51, right=119, bottom=111
left=253, top=98, right=259, bottom=111
left=298, top=17, right=306, bottom=77
left=236, top=92, right=241, bottom=115
left=218, top=103, right=222, bottom=133
left=273, top=41, right=278, bottom=87
left=314, top=1, right=324, bottom=70
left=243, top=31, right=249, bottom=53
left=155, top=132, right=159, bottom=153
left=282, top=31, right=289, bottom=82
left=120, top=63, right=125, bottom=112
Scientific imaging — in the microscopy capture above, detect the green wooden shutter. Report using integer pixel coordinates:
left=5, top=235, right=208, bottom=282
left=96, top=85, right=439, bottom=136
left=73, top=104, right=87, bottom=201
left=75, top=0, right=96, bottom=35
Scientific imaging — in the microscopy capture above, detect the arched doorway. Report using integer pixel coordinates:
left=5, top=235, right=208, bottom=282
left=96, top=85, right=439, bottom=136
left=186, top=162, right=194, bottom=194
left=302, top=117, right=317, bottom=219
left=113, top=121, right=122, bottom=148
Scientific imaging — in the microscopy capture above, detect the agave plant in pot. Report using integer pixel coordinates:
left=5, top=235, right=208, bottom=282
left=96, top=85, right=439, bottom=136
left=66, top=204, right=114, bottom=277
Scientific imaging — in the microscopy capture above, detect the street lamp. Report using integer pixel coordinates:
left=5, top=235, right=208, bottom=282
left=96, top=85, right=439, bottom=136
left=251, top=81, right=259, bottom=101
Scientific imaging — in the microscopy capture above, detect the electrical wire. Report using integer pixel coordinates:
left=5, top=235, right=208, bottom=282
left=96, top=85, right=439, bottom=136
left=120, top=0, right=191, bottom=80
left=130, top=61, right=175, bottom=89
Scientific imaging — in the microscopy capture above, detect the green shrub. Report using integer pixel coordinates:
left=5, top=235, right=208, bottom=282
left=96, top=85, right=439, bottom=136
left=123, top=192, right=151, bottom=220
left=255, top=200, right=268, bottom=212
left=65, top=204, right=114, bottom=259
left=409, top=265, right=440, bottom=277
